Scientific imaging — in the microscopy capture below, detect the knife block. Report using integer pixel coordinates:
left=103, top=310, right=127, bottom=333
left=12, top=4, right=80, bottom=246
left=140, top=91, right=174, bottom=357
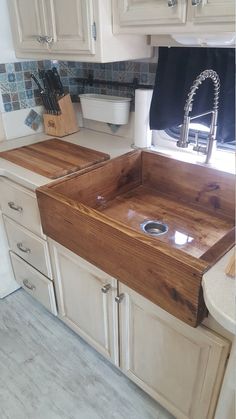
left=43, top=94, right=79, bottom=137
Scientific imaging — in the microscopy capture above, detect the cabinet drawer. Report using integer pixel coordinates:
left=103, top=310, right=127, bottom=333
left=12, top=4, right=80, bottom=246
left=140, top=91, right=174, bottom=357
left=10, top=252, right=57, bottom=315
left=4, top=216, right=52, bottom=279
left=0, top=178, right=45, bottom=238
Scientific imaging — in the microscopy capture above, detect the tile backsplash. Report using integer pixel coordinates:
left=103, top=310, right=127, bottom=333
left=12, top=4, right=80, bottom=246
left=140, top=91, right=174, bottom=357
left=0, top=59, right=157, bottom=113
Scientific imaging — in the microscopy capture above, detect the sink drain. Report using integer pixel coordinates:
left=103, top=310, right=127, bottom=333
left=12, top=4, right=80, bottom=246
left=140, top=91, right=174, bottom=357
left=140, top=220, right=168, bottom=237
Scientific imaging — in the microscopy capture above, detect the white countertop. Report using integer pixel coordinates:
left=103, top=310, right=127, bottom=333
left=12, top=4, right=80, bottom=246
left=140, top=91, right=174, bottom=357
left=202, top=246, right=236, bottom=335
left=0, top=129, right=133, bottom=191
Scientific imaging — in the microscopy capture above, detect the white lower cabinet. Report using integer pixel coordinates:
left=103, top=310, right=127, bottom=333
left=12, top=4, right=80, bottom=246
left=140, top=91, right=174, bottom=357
left=10, top=252, right=57, bottom=315
left=49, top=240, right=119, bottom=366
left=118, top=283, right=230, bottom=419
left=48, top=240, right=230, bottom=419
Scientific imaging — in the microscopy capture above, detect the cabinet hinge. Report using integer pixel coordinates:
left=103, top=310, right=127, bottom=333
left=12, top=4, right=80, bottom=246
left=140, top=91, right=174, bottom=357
left=92, top=22, right=97, bottom=41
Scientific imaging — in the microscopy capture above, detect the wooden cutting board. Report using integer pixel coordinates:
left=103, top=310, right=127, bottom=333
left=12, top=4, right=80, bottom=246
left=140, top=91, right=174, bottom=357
left=0, top=139, right=110, bottom=179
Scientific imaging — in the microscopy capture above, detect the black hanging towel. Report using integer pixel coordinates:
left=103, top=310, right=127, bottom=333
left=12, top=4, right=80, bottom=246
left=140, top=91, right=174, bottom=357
left=150, top=47, right=235, bottom=143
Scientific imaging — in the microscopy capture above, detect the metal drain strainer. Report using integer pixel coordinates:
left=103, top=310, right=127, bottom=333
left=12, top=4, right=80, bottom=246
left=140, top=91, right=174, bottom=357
left=140, top=220, right=168, bottom=237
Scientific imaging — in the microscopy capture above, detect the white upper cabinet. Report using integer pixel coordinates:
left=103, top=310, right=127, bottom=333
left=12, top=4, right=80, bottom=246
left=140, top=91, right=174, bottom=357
left=113, top=0, right=235, bottom=34
left=190, top=0, right=235, bottom=24
left=7, top=0, right=151, bottom=62
left=43, top=0, right=95, bottom=55
left=115, top=0, right=187, bottom=26
left=8, top=0, right=47, bottom=52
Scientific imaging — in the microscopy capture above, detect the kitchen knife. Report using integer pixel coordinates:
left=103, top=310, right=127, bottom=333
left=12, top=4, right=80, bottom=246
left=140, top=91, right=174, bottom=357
left=31, top=73, right=44, bottom=93
left=31, top=73, right=51, bottom=113
left=52, top=67, right=64, bottom=96
left=39, top=70, right=57, bottom=114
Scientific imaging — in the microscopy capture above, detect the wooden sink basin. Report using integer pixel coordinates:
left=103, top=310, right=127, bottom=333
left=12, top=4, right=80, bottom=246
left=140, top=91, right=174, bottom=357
left=36, top=150, right=235, bottom=327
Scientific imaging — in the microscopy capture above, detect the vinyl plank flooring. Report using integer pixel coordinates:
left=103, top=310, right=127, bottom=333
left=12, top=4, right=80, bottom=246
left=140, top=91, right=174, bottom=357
left=0, top=290, right=175, bottom=419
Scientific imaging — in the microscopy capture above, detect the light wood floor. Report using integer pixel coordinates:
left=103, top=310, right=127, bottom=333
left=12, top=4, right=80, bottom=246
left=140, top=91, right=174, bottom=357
left=0, top=289, right=175, bottom=419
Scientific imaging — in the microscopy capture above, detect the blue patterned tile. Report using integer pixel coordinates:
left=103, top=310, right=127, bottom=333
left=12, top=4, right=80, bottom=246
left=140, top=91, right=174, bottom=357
left=119, top=62, right=125, bottom=71
left=0, top=64, right=6, bottom=73
left=0, top=73, right=7, bottom=82
left=26, top=89, right=33, bottom=99
left=20, top=99, right=28, bottom=109
left=112, top=62, right=119, bottom=71
left=0, top=81, right=10, bottom=94
left=2, top=93, right=11, bottom=103
left=30, top=61, right=37, bottom=71
left=140, top=62, right=149, bottom=73
left=14, top=62, right=22, bottom=72
left=12, top=101, right=20, bottom=110
left=27, top=98, right=36, bottom=107
left=19, top=91, right=26, bottom=100
left=4, top=103, right=12, bottom=112
left=11, top=92, right=19, bottom=101
left=8, top=72, right=16, bottom=82
left=22, top=62, right=31, bottom=71
left=105, top=70, right=112, bottom=81
left=141, top=73, right=148, bottom=83
left=16, top=72, right=23, bottom=82
left=60, top=77, right=69, bottom=86
left=17, top=81, right=25, bottom=92
left=9, top=82, right=17, bottom=92
left=25, top=80, right=32, bottom=89
left=43, top=60, right=52, bottom=70
left=5, top=63, right=14, bottom=73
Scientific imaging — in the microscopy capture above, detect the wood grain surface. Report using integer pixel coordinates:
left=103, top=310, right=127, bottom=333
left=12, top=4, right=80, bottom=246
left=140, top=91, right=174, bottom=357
left=0, top=139, right=110, bottom=179
left=36, top=150, right=235, bottom=327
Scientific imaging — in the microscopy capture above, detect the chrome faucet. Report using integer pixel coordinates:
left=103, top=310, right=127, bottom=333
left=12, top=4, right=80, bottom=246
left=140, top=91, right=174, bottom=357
left=177, top=69, right=220, bottom=164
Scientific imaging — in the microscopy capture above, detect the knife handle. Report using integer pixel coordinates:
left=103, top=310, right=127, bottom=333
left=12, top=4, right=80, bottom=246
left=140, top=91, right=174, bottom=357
left=31, top=73, right=44, bottom=93
left=52, top=67, right=64, bottom=96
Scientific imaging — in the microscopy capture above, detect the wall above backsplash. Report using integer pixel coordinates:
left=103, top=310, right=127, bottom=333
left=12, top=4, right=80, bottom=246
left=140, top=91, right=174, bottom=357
left=0, top=59, right=157, bottom=114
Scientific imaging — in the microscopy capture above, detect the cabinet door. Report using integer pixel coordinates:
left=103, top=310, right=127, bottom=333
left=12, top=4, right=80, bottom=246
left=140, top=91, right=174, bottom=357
left=115, top=0, right=187, bottom=27
left=49, top=241, right=119, bottom=365
left=190, top=0, right=235, bottom=24
left=119, top=284, right=230, bottom=419
left=44, top=0, right=95, bottom=55
left=8, top=0, right=47, bottom=52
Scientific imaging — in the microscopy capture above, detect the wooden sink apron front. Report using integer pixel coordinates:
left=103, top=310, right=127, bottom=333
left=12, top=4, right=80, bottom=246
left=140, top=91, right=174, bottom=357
left=36, top=150, right=235, bottom=327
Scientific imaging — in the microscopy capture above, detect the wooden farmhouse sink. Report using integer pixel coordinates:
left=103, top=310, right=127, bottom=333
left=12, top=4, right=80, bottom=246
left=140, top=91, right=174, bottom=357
left=36, top=150, right=235, bottom=327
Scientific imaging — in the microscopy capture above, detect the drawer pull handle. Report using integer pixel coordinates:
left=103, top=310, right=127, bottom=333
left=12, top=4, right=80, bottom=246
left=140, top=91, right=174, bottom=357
left=115, top=293, right=125, bottom=304
left=8, top=202, right=23, bottom=212
left=23, top=279, right=36, bottom=291
left=101, top=283, right=111, bottom=294
left=17, top=242, right=31, bottom=254
left=192, top=0, right=202, bottom=5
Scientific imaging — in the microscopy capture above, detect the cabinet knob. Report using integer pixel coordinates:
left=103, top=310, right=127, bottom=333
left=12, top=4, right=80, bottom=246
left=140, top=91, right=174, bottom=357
left=36, top=35, right=54, bottom=45
left=115, top=293, right=125, bottom=304
left=167, top=0, right=178, bottom=7
left=45, top=36, right=54, bottom=45
left=8, top=201, right=23, bottom=212
left=17, top=242, right=31, bottom=254
left=23, top=279, right=36, bottom=291
left=101, top=283, right=111, bottom=294
left=192, top=0, right=202, bottom=5
left=36, top=36, right=46, bottom=44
